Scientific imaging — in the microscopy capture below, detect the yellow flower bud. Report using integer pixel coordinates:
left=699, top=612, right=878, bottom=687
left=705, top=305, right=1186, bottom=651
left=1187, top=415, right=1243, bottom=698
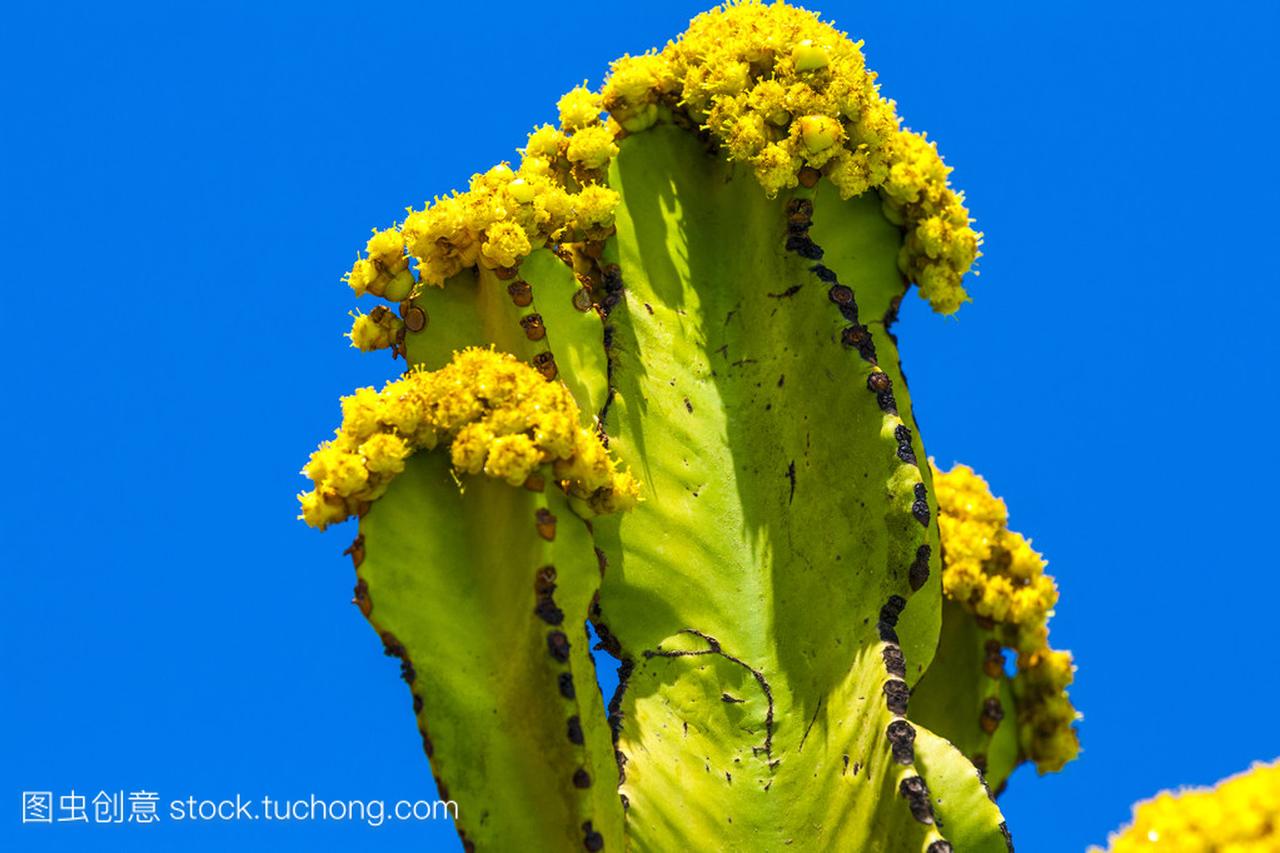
left=566, top=125, right=619, bottom=171
left=558, top=85, right=602, bottom=131
left=382, top=269, right=415, bottom=302
left=347, top=311, right=403, bottom=353
left=346, top=258, right=376, bottom=297
left=798, top=115, right=842, bottom=153
left=792, top=39, right=829, bottom=72
left=506, top=178, right=536, bottom=204
left=479, top=221, right=532, bottom=269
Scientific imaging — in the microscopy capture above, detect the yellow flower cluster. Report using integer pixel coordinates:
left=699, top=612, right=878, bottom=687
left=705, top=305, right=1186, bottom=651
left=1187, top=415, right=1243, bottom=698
left=346, top=306, right=404, bottom=353
left=601, top=0, right=980, bottom=313
left=933, top=462, right=1079, bottom=773
left=1097, top=760, right=1280, bottom=852
left=298, top=348, right=640, bottom=530
left=346, top=227, right=415, bottom=302
left=335, top=3, right=977, bottom=319
left=341, top=87, right=621, bottom=297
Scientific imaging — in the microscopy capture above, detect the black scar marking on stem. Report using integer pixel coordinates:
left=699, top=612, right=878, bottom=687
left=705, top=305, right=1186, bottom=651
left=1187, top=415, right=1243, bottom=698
left=984, top=639, right=1006, bottom=679
left=828, top=290, right=860, bottom=324
left=352, top=577, right=372, bottom=617
left=980, top=696, right=1005, bottom=734
left=768, top=284, right=803, bottom=298
left=380, top=632, right=416, bottom=685
left=785, top=234, right=824, bottom=259
left=559, top=672, right=576, bottom=699
left=910, top=494, right=931, bottom=529
left=883, top=679, right=910, bottom=715
left=599, top=264, right=625, bottom=317
left=880, top=595, right=906, bottom=625
left=866, top=371, right=899, bottom=414
left=909, top=545, right=932, bottom=591
left=810, top=264, right=838, bottom=283
left=606, top=658, right=634, bottom=740
left=583, top=821, right=605, bottom=851
left=882, top=644, right=907, bottom=678
left=567, top=715, right=584, bottom=745
left=534, top=565, right=556, bottom=591
left=596, top=264, right=625, bottom=434
left=507, top=280, right=533, bottom=307
left=927, top=842, right=954, bottom=853
left=412, top=694, right=423, bottom=714
left=643, top=629, right=776, bottom=760
left=402, top=304, right=428, bottom=333
left=798, top=698, right=823, bottom=752
left=590, top=615, right=624, bottom=660
left=533, top=350, right=558, bottom=381
left=1000, top=821, right=1015, bottom=851
left=899, top=775, right=935, bottom=824
left=344, top=534, right=365, bottom=568
left=786, top=460, right=796, bottom=504
left=912, top=482, right=931, bottom=527
left=535, top=508, right=557, bottom=540
left=572, top=769, right=592, bottom=789
left=534, top=565, right=565, bottom=625
left=547, top=631, right=570, bottom=663
left=894, top=424, right=918, bottom=466
left=841, top=324, right=877, bottom=361
left=877, top=595, right=904, bottom=644
left=520, top=313, right=546, bottom=341
left=886, top=719, right=917, bottom=765
left=799, top=247, right=882, bottom=367
left=780, top=206, right=821, bottom=258
left=615, top=748, right=629, bottom=785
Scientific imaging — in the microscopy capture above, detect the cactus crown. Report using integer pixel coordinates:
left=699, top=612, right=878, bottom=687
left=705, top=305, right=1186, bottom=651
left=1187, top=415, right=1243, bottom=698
left=338, top=0, right=979, bottom=328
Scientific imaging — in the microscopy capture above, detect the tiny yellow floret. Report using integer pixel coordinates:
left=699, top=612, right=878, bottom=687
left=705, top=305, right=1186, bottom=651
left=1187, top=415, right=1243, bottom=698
left=558, top=85, right=603, bottom=131
left=566, top=124, right=620, bottom=171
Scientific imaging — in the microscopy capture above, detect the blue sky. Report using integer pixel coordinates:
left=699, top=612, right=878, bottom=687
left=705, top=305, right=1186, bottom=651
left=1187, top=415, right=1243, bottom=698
left=2, top=1, right=1277, bottom=851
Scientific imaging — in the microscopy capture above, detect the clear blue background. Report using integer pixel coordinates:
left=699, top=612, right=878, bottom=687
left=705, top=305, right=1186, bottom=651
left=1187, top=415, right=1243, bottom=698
left=2, top=1, right=1277, bottom=850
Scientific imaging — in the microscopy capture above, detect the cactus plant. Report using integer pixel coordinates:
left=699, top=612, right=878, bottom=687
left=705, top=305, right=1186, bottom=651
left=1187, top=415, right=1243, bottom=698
left=297, top=2, right=1079, bottom=849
